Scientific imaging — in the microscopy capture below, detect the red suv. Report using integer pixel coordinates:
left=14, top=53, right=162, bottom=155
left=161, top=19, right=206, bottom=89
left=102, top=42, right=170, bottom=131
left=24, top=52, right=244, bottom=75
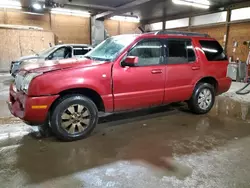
left=8, top=31, right=231, bottom=141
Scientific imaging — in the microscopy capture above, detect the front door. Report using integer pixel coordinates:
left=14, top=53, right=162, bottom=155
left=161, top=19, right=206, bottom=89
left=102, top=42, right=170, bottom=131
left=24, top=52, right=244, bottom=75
left=164, top=38, right=200, bottom=103
left=112, top=39, right=166, bottom=111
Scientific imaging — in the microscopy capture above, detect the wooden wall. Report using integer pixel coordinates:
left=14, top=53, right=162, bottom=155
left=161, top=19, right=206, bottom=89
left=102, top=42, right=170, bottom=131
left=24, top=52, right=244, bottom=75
left=5, top=11, right=51, bottom=30
left=51, top=14, right=90, bottom=44
left=227, top=22, right=250, bottom=61
left=191, top=25, right=227, bottom=45
left=0, top=29, right=54, bottom=71
left=104, top=19, right=139, bottom=36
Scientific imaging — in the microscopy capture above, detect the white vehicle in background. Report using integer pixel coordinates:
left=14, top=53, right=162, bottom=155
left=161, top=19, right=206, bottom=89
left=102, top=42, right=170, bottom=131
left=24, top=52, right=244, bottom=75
left=10, top=44, right=93, bottom=77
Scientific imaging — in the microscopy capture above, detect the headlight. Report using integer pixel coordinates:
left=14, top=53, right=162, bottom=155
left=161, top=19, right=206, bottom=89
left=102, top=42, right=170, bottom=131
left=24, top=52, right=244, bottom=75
left=21, top=73, right=41, bottom=93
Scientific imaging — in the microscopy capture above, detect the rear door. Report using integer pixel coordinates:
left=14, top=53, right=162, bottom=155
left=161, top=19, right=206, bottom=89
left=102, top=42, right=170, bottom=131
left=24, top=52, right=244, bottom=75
left=164, top=38, right=200, bottom=103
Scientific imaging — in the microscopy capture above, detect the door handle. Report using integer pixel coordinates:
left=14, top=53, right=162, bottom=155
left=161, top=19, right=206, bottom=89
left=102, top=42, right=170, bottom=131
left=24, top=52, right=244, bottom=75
left=191, top=66, right=200, bottom=70
left=151, top=69, right=163, bottom=74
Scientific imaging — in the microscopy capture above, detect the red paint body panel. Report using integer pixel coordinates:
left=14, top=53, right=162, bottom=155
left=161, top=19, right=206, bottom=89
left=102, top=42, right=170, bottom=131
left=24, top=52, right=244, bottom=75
left=8, top=83, right=59, bottom=124
left=112, top=63, right=166, bottom=111
left=8, top=34, right=232, bottom=125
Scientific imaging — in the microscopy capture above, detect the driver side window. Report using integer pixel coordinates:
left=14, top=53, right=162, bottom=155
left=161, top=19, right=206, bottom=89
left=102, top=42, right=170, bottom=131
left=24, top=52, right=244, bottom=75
left=49, top=47, right=72, bottom=60
left=51, top=47, right=66, bottom=60
left=127, top=40, right=162, bottom=66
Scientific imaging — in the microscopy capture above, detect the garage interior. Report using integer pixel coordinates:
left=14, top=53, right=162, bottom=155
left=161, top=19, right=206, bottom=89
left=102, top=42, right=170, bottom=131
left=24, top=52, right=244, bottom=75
left=1, top=0, right=250, bottom=187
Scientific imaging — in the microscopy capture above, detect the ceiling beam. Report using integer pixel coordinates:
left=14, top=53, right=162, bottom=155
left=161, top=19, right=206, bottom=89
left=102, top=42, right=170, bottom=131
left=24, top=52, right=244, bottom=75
left=65, top=2, right=115, bottom=11
left=95, top=0, right=153, bottom=19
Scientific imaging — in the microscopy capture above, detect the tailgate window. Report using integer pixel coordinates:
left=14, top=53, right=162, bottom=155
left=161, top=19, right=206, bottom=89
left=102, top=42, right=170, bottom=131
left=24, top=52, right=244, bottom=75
left=199, top=40, right=227, bottom=61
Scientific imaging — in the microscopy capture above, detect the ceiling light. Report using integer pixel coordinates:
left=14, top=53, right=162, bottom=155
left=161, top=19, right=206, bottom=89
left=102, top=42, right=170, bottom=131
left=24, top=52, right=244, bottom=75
left=110, top=16, right=140, bottom=23
left=51, top=8, right=90, bottom=17
left=172, top=0, right=210, bottom=9
left=0, top=0, right=21, bottom=9
left=32, top=3, right=42, bottom=10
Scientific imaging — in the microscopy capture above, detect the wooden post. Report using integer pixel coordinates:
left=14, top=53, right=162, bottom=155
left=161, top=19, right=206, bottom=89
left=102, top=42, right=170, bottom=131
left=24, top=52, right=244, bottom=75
left=224, top=9, right=231, bottom=54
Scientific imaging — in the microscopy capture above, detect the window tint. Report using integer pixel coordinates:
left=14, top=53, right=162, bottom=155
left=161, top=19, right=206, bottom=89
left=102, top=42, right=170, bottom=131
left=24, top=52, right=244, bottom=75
left=199, top=40, right=227, bottom=61
left=73, top=47, right=90, bottom=56
left=167, top=39, right=196, bottom=64
left=128, top=40, right=162, bottom=66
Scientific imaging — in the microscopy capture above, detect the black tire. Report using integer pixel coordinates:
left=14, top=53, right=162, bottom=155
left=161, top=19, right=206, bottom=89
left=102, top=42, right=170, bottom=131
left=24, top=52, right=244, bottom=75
left=188, top=83, right=215, bottom=114
left=50, top=94, right=98, bottom=141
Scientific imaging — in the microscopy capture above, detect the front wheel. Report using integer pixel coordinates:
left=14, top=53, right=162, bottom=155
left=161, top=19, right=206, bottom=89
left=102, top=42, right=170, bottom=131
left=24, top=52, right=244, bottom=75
left=188, top=83, right=215, bottom=114
left=50, top=95, right=98, bottom=141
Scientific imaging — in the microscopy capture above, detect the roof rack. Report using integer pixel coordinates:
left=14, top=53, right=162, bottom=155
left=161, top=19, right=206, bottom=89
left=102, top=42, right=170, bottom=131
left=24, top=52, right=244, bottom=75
left=155, top=30, right=210, bottom=37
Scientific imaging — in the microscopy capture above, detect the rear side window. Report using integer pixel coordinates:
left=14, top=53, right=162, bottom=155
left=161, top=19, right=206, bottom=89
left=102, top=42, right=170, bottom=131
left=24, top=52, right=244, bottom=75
left=199, top=40, right=227, bottom=61
left=166, top=39, right=196, bottom=64
left=73, top=47, right=90, bottom=56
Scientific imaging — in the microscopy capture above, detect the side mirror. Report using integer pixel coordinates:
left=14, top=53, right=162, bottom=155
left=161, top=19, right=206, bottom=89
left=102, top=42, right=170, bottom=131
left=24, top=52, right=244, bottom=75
left=121, top=56, right=139, bottom=67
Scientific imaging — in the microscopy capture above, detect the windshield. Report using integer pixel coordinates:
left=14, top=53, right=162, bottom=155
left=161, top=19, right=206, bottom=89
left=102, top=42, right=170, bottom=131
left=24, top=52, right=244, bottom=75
left=85, top=35, right=137, bottom=61
left=38, top=46, right=57, bottom=57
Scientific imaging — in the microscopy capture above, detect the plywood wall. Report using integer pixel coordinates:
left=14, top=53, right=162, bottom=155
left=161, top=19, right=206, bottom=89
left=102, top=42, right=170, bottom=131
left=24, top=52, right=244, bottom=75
left=5, top=11, right=51, bottom=30
left=191, top=25, right=227, bottom=46
left=104, top=19, right=139, bottom=36
left=0, top=28, right=54, bottom=71
left=51, top=14, right=90, bottom=44
left=104, top=20, right=119, bottom=36
left=0, top=9, right=4, bottom=24
left=227, top=22, right=250, bottom=61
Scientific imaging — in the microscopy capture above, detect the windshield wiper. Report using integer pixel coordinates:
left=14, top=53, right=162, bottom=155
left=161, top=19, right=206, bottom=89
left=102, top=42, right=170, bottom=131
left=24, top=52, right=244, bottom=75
left=84, top=55, right=93, bottom=60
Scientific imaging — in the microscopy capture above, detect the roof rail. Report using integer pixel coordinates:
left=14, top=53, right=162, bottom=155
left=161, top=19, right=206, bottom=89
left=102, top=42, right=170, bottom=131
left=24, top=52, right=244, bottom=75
left=155, top=30, right=210, bottom=37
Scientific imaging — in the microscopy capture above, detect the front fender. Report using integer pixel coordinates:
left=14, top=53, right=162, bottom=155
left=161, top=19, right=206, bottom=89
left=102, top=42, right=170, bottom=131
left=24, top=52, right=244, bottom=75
left=29, top=76, right=110, bottom=97
left=28, top=64, right=113, bottom=97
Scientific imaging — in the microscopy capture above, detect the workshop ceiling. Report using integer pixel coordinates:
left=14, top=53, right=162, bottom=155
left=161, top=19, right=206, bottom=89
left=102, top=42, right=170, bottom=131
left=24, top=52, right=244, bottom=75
left=20, top=0, right=250, bottom=22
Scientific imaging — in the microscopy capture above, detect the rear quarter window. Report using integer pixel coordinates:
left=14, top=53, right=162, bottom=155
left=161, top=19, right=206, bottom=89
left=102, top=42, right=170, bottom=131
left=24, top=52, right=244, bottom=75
left=73, top=47, right=90, bottom=56
left=199, top=40, right=227, bottom=61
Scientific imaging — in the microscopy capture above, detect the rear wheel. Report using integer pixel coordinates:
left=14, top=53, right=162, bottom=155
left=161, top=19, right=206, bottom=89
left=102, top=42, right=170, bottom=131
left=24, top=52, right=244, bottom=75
left=50, top=94, right=98, bottom=141
left=188, top=83, right=215, bottom=114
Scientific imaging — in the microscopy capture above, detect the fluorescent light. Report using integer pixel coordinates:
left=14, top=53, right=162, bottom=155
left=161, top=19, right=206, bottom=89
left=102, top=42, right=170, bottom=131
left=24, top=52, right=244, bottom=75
left=0, top=0, right=21, bottom=9
left=110, top=16, right=140, bottom=23
left=51, top=8, right=90, bottom=17
left=172, top=0, right=210, bottom=9
left=32, top=3, right=42, bottom=10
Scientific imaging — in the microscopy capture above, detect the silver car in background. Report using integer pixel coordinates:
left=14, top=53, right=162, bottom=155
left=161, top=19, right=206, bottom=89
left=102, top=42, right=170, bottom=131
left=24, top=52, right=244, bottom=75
left=10, top=44, right=93, bottom=77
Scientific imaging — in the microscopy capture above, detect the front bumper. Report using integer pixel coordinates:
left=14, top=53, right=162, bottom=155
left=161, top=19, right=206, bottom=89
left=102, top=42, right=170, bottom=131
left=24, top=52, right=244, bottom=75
left=8, top=83, right=59, bottom=124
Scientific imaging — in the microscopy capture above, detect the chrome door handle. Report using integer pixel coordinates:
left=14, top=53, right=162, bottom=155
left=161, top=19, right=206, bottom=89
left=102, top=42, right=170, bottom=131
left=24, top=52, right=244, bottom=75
left=151, top=69, right=163, bottom=74
left=192, top=66, right=200, bottom=70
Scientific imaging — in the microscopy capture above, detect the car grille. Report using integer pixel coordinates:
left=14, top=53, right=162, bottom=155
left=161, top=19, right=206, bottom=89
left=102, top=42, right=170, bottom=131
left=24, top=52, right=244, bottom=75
left=15, top=73, right=24, bottom=91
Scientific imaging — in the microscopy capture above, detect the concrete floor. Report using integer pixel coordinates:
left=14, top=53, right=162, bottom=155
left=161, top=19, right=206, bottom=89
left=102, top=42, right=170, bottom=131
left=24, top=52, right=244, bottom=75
left=1, top=74, right=250, bottom=188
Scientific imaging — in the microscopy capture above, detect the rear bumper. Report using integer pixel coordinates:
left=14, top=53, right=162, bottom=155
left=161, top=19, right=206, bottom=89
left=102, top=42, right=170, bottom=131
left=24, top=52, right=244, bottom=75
left=8, top=83, right=59, bottom=124
left=217, top=77, right=232, bottom=95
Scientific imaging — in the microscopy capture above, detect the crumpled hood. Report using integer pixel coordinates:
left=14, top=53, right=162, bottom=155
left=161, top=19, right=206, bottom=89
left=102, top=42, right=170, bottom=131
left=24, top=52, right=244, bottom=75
left=26, top=58, right=107, bottom=74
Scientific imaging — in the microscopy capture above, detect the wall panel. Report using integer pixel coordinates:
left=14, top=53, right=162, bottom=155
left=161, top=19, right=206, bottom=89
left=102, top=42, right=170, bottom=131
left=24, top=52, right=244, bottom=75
left=51, top=14, right=90, bottom=44
left=6, top=11, right=50, bottom=30
left=191, top=25, right=226, bottom=45
left=0, top=28, right=54, bottom=71
left=227, top=22, right=250, bottom=61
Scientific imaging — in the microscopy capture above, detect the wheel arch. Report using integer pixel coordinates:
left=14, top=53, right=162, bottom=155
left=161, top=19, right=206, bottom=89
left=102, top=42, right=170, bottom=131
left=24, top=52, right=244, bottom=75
left=195, top=76, right=218, bottom=93
left=49, top=87, right=105, bottom=114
